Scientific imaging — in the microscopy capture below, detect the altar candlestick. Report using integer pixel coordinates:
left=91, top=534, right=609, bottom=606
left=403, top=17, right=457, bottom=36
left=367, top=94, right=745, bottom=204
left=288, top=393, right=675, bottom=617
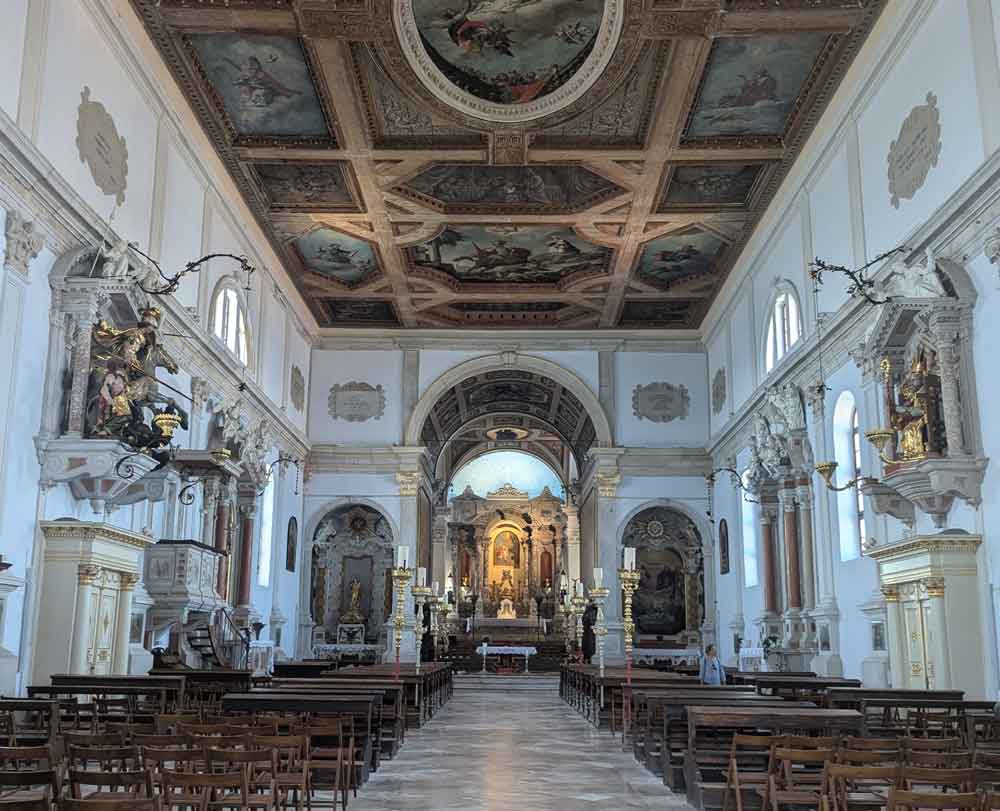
left=560, top=572, right=569, bottom=591
left=432, top=580, right=439, bottom=596
left=593, top=567, right=603, bottom=588
left=396, top=545, right=410, bottom=568
left=575, top=580, right=583, bottom=598
left=417, top=566, right=427, bottom=587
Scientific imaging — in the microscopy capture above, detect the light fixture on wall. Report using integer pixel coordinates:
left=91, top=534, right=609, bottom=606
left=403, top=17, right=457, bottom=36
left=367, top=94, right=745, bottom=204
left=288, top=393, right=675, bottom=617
left=808, top=246, right=906, bottom=307
left=257, top=453, right=304, bottom=496
left=127, top=244, right=255, bottom=297
left=814, top=461, right=878, bottom=493
left=705, top=467, right=760, bottom=505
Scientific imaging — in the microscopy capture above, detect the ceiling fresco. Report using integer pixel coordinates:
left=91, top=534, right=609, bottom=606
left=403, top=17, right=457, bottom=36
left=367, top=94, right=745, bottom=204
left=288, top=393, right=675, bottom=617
left=133, top=0, right=885, bottom=329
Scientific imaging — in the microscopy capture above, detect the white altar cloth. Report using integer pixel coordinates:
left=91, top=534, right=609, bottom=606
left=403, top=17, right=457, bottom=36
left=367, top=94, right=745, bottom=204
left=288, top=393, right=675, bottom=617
left=477, top=644, right=539, bottom=673
left=632, top=648, right=700, bottom=664
left=314, top=643, right=380, bottom=659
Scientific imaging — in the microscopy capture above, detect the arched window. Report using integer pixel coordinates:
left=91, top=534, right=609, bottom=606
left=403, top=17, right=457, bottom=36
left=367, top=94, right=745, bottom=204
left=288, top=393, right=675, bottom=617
left=832, top=391, right=862, bottom=561
left=740, top=469, right=759, bottom=588
left=851, top=407, right=866, bottom=546
left=211, top=283, right=249, bottom=365
left=764, top=288, right=802, bottom=373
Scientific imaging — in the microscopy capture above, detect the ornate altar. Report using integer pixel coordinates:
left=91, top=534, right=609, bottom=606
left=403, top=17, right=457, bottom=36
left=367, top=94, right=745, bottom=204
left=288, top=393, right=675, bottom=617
left=621, top=507, right=704, bottom=647
left=309, top=504, right=393, bottom=643
left=448, top=484, right=565, bottom=621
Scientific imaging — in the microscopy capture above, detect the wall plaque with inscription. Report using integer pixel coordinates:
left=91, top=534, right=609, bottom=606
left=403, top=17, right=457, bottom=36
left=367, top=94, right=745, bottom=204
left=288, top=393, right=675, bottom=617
left=328, top=381, right=386, bottom=422
left=887, top=92, right=941, bottom=209
left=75, top=86, right=128, bottom=206
left=632, top=382, right=690, bottom=423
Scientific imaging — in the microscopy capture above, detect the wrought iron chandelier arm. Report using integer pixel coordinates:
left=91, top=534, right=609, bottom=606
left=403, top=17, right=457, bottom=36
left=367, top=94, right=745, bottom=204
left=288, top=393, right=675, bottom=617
left=128, top=244, right=255, bottom=296
left=808, top=246, right=906, bottom=307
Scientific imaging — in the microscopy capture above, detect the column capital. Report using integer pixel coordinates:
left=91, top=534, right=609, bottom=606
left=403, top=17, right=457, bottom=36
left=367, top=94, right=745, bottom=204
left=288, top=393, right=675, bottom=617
left=921, top=576, right=945, bottom=598
left=120, top=572, right=139, bottom=591
left=78, top=564, right=101, bottom=585
left=4, top=208, right=44, bottom=278
left=395, top=470, right=422, bottom=497
left=881, top=584, right=900, bottom=602
left=596, top=471, right=621, bottom=498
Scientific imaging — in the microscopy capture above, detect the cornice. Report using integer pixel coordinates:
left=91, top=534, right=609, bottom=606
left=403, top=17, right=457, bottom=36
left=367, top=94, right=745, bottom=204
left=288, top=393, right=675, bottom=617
left=305, top=445, right=429, bottom=476
left=315, top=330, right=704, bottom=353
left=867, top=532, right=983, bottom=562
left=617, top=446, right=713, bottom=477
left=39, top=520, right=155, bottom=551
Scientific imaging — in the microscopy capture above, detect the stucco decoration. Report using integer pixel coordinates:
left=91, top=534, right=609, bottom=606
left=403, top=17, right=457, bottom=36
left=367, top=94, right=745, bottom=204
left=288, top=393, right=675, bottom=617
left=76, top=87, right=128, bottom=206
left=711, top=368, right=726, bottom=416
left=632, top=382, right=690, bottom=423
left=887, top=92, right=941, bottom=209
left=290, top=365, right=306, bottom=412
left=328, top=381, right=386, bottom=422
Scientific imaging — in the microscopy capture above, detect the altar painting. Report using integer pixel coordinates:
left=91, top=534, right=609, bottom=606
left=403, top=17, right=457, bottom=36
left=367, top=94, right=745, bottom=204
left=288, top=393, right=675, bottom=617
left=493, top=530, right=520, bottom=567
left=635, top=548, right=686, bottom=636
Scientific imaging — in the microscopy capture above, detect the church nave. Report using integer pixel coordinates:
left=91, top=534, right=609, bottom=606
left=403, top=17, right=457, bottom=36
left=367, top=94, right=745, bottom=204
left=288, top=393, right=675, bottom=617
left=348, top=677, right=685, bottom=811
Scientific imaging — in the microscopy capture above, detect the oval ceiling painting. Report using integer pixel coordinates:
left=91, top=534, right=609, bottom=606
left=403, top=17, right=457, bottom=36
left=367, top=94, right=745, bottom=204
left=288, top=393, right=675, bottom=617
left=397, top=0, right=624, bottom=123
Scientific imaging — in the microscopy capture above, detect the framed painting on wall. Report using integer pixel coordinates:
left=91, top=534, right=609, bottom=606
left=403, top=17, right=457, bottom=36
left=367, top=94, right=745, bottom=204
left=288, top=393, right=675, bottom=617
left=719, top=519, right=730, bottom=575
left=286, top=516, right=298, bottom=573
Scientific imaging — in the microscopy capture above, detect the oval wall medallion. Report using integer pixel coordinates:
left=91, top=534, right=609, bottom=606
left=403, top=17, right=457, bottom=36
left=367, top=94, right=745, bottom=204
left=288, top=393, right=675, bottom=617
left=396, top=0, right=625, bottom=123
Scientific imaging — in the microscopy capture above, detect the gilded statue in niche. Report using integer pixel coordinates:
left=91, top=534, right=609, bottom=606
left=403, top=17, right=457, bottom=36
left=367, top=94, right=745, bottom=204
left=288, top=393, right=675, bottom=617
left=341, top=577, right=365, bottom=623
left=884, top=349, right=944, bottom=461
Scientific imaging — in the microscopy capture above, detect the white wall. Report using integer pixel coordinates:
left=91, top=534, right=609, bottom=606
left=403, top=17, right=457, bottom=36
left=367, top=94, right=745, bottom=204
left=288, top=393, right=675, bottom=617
left=614, top=352, right=709, bottom=447
left=309, top=350, right=404, bottom=445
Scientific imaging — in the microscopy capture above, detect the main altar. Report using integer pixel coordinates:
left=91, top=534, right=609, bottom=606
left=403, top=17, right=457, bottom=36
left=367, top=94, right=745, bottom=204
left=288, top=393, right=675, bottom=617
left=450, top=483, right=564, bottom=621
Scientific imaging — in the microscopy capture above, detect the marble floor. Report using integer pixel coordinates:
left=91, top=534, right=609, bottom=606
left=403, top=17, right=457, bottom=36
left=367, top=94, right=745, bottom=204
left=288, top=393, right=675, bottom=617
left=349, top=676, right=690, bottom=811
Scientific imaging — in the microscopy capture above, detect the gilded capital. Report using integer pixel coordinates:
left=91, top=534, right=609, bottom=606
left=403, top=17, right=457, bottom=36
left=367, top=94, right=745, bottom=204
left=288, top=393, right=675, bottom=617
left=921, top=576, right=945, bottom=598
left=596, top=472, right=621, bottom=499
left=120, top=572, right=139, bottom=591
left=881, top=584, right=900, bottom=603
left=396, top=471, right=422, bottom=497
left=78, top=563, right=101, bottom=585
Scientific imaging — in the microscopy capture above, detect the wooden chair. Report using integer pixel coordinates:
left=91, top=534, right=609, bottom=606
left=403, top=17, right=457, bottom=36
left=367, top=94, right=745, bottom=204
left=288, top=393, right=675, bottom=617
left=786, top=735, right=841, bottom=750
left=906, top=738, right=960, bottom=753
left=722, top=734, right=787, bottom=811
left=105, top=722, right=156, bottom=741
left=67, top=744, right=141, bottom=771
left=205, top=747, right=280, bottom=809
left=844, top=737, right=906, bottom=752
left=161, top=768, right=270, bottom=810
left=761, top=747, right=836, bottom=811
left=295, top=720, right=353, bottom=807
left=60, top=800, right=161, bottom=811
left=140, top=745, right=204, bottom=791
left=982, top=791, right=1000, bottom=810
left=823, top=763, right=901, bottom=811
left=154, top=713, right=200, bottom=735
left=838, top=748, right=903, bottom=766
left=67, top=768, right=155, bottom=801
left=133, top=733, right=191, bottom=749
left=907, top=751, right=973, bottom=769
left=0, top=745, right=57, bottom=770
left=254, top=735, right=308, bottom=811
left=95, top=698, right=132, bottom=727
left=0, top=798, right=49, bottom=810
left=900, top=766, right=976, bottom=793
left=885, top=789, right=979, bottom=810
left=62, top=732, right=124, bottom=748
left=0, top=769, right=59, bottom=806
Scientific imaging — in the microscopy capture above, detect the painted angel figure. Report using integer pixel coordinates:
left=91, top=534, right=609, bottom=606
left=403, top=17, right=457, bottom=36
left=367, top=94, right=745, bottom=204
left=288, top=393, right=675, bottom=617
left=223, top=55, right=300, bottom=109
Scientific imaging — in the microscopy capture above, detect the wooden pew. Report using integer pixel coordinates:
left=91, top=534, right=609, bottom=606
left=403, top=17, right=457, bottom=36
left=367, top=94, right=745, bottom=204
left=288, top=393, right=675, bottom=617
left=683, top=705, right=864, bottom=811
left=826, top=687, right=967, bottom=736
left=320, top=663, right=453, bottom=728
left=744, top=674, right=863, bottom=698
left=49, top=673, right=185, bottom=711
left=273, top=661, right=338, bottom=679
left=560, top=664, right=697, bottom=729
left=28, top=683, right=171, bottom=720
left=0, top=698, right=60, bottom=744
left=149, top=668, right=251, bottom=708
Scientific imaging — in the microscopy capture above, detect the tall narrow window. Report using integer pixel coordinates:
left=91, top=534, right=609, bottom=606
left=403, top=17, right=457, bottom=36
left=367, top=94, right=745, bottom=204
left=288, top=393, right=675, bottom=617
left=741, top=470, right=759, bottom=587
left=211, top=284, right=249, bottom=365
left=257, top=476, right=275, bottom=588
left=764, top=289, right=802, bottom=373
left=851, top=408, right=866, bottom=548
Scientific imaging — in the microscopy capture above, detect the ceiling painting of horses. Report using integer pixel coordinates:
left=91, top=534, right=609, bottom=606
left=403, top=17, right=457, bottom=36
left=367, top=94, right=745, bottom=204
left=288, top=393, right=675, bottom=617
left=636, top=230, right=726, bottom=290
left=408, top=225, right=611, bottom=283
left=294, top=229, right=380, bottom=286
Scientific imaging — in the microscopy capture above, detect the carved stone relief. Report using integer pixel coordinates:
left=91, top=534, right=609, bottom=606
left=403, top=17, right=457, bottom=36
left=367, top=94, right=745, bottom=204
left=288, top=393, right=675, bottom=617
left=328, top=381, right=386, bottom=422
left=75, top=87, right=128, bottom=206
left=887, top=92, right=941, bottom=209
left=3, top=210, right=44, bottom=277
left=632, top=382, right=690, bottom=423
left=711, top=368, right=726, bottom=416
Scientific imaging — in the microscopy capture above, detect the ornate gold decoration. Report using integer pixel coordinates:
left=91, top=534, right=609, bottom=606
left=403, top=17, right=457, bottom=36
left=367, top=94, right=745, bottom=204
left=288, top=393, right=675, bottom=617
left=881, top=585, right=900, bottom=603
left=922, top=576, right=945, bottom=598
left=120, top=573, right=139, bottom=591
left=619, top=568, right=641, bottom=664
left=391, top=566, right=413, bottom=680
left=341, top=577, right=366, bottom=624
left=78, top=564, right=101, bottom=585
left=396, top=471, right=422, bottom=497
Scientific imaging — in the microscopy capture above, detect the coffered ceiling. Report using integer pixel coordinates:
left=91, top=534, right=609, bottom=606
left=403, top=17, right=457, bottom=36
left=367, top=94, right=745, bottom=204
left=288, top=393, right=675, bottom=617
left=132, top=0, right=884, bottom=329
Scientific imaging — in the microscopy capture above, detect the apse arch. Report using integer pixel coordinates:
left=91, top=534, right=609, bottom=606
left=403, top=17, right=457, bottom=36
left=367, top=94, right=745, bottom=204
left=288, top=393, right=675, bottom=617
left=406, top=353, right=613, bottom=464
left=449, top=448, right=566, bottom=501
left=303, top=496, right=401, bottom=548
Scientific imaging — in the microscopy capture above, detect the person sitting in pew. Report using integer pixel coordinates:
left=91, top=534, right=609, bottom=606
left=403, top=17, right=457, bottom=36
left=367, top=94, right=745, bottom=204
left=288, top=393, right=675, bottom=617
left=700, top=644, right=724, bottom=686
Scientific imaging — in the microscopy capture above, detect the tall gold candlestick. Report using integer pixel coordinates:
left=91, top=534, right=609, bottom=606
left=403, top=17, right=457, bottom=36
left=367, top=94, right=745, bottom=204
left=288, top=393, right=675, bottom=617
left=589, top=586, right=609, bottom=678
left=391, top=567, right=413, bottom=682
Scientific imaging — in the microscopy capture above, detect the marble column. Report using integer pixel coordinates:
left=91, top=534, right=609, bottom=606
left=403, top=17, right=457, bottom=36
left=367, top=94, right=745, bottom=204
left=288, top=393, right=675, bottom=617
left=781, top=494, right=802, bottom=611
left=114, top=574, right=137, bottom=674
left=236, top=503, right=256, bottom=610
left=882, top=586, right=905, bottom=689
left=563, top=503, right=581, bottom=585
left=215, top=497, right=231, bottom=600
left=760, top=511, right=778, bottom=616
left=72, top=565, right=100, bottom=674
left=431, top=505, right=450, bottom=597
left=797, top=485, right=816, bottom=612
left=66, top=314, right=95, bottom=435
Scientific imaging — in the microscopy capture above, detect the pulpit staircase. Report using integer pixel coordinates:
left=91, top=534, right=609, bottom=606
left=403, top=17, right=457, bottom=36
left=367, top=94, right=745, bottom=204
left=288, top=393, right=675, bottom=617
left=183, top=609, right=249, bottom=670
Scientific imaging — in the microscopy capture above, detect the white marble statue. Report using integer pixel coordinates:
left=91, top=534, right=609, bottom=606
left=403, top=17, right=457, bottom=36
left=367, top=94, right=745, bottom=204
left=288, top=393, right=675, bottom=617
left=767, top=382, right=806, bottom=432
left=880, top=251, right=947, bottom=298
left=98, top=237, right=130, bottom=279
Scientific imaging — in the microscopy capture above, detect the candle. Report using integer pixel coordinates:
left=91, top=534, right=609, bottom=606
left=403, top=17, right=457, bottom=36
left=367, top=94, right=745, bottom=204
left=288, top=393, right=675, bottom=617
left=417, top=567, right=427, bottom=587
left=623, top=548, right=636, bottom=570
left=432, top=580, right=439, bottom=596
left=560, top=572, right=569, bottom=591
left=396, top=545, right=410, bottom=568
left=575, top=581, right=583, bottom=598
left=593, top=567, right=603, bottom=587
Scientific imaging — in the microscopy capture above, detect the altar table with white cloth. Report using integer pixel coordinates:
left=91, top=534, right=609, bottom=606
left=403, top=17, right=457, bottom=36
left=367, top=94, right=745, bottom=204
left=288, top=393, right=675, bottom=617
left=477, top=644, right=539, bottom=673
